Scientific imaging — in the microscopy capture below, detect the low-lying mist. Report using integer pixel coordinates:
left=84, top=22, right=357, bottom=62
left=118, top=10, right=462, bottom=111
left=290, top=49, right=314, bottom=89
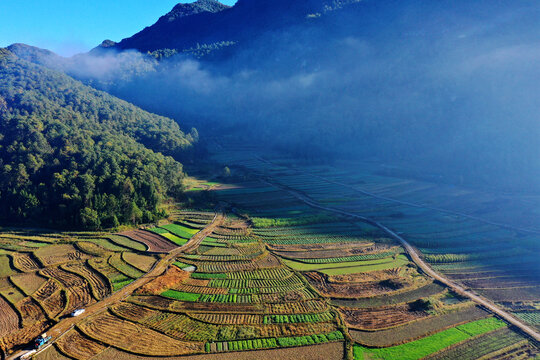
left=36, top=0, right=540, bottom=192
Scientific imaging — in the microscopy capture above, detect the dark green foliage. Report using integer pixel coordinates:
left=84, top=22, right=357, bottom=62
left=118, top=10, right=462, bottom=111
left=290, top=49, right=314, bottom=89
left=0, top=50, right=195, bottom=229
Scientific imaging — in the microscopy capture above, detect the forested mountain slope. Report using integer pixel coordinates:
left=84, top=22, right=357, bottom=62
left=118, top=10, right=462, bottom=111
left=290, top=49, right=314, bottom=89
left=0, top=48, right=196, bottom=229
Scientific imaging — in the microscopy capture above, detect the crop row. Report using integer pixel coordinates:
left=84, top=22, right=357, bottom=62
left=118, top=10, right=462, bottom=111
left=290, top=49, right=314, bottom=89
left=264, top=312, right=334, bottom=324
left=208, top=275, right=301, bottom=288
left=206, top=330, right=344, bottom=353
left=289, top=251, right=398, bottom=264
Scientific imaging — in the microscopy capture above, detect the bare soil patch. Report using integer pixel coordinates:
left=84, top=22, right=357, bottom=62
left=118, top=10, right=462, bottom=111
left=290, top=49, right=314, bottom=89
left=138, top=266, right=190, bottom=295
left=338, top=304, right=428, bottom=330
left=119, top=230, right=177, bottom=253
left=305, top=271, right=412, bottom=298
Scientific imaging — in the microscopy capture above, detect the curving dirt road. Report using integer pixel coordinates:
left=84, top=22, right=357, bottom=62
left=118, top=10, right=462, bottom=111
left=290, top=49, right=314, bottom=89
left=264, top=179, right=540, bottom=343
left=9, top=211, right=223, bottom=360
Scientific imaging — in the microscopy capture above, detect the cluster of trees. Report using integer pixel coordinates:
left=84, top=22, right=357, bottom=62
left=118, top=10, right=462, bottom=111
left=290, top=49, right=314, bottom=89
left=0, top=49, right=196, bottom=229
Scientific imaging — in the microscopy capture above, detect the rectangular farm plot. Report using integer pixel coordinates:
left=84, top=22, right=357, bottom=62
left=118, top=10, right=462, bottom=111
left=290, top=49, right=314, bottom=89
left=353, top=317, right=506, bottom=360
left=161, top=223, right=200, bottom=239
left=281, top=254, right=410, bottom=275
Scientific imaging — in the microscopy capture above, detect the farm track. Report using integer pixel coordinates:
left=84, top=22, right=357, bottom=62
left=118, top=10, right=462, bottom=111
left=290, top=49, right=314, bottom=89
left=262, top=178, right=540, bottom=343
left=7, top=211, right=223, bottom=360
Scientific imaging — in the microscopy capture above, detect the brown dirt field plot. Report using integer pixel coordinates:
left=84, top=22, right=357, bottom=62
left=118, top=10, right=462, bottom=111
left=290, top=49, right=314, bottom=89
left=91, top=341, right=344, bottom=360
left=41, top=268, right=95, bottom=315
left=0, top=296, right=20, bottom=338
left=138, top=266, right=189, bottom=295
left=17, top=297, right=47, bottom=325
left=10, top=272, right=47, bottom=295
left=56, top=328, right=107, bottom=360
left=119, top=230, right=177, bottom=253
left=63, top=262, right=111, bottom=300
left=110, top=302, right=155, bottom=322
left=78, top=311, right=203, bottom=356
left=305, top=271, right=414, bottom=299
left=122, top=252, right=157, bottom=272
left=339, top=304, right=428, bottom=330
left=35, top=244, right=89, bottom=266
left=33, top=345, right=73, bottom=360
left=12, top=253, right=40, bottom=272
left=273, top=245, right=396, bottom=260
left=329, top=268, right=402, bottom=283
left=40, top=289, right=67, bottom=318
left=0, top=320, right=50, bottom=354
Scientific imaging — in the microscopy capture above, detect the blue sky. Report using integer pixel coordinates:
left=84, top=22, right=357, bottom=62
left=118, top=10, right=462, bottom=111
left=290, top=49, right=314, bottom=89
left=0, top=0, right=237, bottom=56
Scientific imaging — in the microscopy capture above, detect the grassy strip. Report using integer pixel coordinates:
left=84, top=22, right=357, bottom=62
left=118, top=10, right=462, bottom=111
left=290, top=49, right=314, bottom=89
left=112, top=279, right=134, bottom=291
left=161, top=289, right=201, bottom=302
left=173, top=261, right=191, bottom=270
left=160, top=223, right=199, bottom=239
left=251, top=215, right=337, bottom=228
left=353, top=317, right=506, bottom=360
left=278, top=331, right=344, bottom=347
left=160, top=232, right=188, bottom=246
left=281, top=254, right=409, bottom=275
left=206, top=331, right=344, bottom=353
left=289, top=251, right=398, bottom=264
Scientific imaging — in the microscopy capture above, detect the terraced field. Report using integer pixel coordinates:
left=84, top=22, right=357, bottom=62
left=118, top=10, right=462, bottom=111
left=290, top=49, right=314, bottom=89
left=2, top=144, right=540, bottom=359
left=0, top=229, right=165, bottom=356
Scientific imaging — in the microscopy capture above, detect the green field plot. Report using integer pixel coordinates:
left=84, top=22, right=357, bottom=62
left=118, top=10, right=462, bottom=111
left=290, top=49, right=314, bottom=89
left=107, top=235, right=147, bottom=251
left=161, top=289, right=201, bottom=302
left=173, top=261, right=192, bottom=270
left=87, top=238, right=130, bottom=252
left=282, top=254, right=409, bottom=275
left=109, top=254, right=145, bottom=279
left=350, top=306, right=489, bottom=347
left=277, top=331, right=344, bottom=347
left=424, top=327, right=528, bottom=360
left=353, top=317, right=506, bottom=360
left=112, top=279, right=134, bottom=291
left=285, top=250, right=400, bottom=264
left=160, top=223, right=199, bottom=239
left=264, top=312, right=335, bottom=324
left=0, top=255, right=16, bottom=277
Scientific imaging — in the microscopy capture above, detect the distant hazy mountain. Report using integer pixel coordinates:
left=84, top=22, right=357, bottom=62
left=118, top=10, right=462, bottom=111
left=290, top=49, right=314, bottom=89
left=9, top=0, right=540, bottom=192
left=99, top=0, right=361, bottom=55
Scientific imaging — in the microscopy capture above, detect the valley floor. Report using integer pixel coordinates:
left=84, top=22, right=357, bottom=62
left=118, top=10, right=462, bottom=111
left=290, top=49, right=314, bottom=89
left=0, top=141, right=539, bottom=360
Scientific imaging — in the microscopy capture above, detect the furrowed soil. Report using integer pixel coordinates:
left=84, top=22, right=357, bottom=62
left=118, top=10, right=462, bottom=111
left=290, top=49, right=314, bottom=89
left=119, top=230, right=177, bottom=253
left=339, top=304, right=428, bottom=330
left=137, top=266, right=190, bottom=295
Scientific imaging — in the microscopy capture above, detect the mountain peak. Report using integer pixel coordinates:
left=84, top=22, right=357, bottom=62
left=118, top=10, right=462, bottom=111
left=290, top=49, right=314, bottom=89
left=159, top=0, right=231, bottom=23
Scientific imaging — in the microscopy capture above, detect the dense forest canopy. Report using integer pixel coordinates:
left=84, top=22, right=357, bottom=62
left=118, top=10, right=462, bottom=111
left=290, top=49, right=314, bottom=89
left=0, top=49, right=196, bottom=229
